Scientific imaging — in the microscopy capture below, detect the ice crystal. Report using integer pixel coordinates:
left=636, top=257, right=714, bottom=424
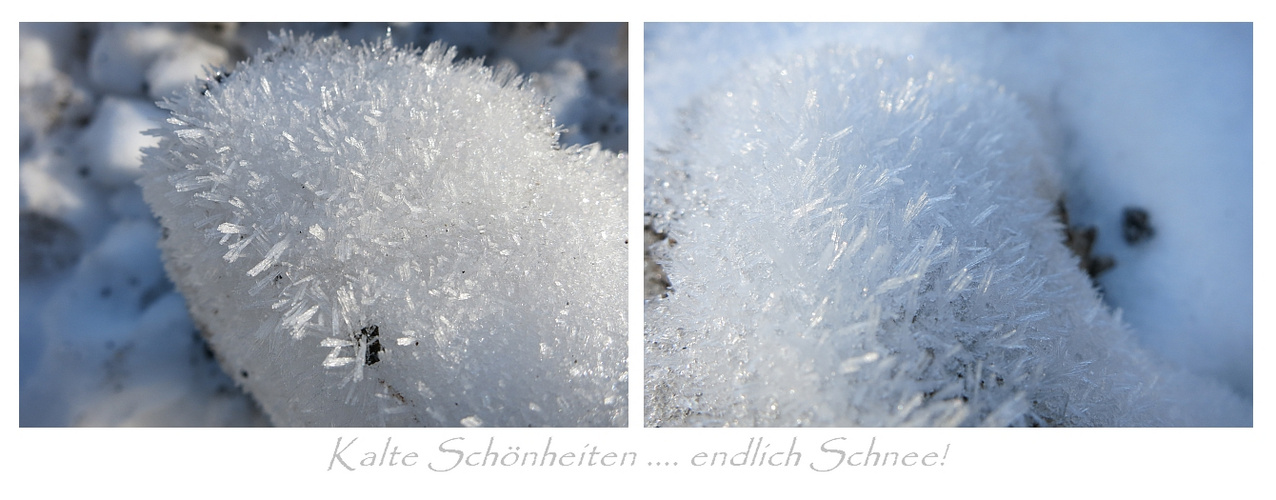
left=140, top=32, right=626, bottom=426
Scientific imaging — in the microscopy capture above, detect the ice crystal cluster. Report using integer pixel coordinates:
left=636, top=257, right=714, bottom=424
left=139, top=32, right=627, bottom=426
left=645, top=45, right=1248, bottom=426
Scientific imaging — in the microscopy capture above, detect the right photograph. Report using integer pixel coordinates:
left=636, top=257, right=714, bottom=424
left=644, top=23, right=1252, bottom=427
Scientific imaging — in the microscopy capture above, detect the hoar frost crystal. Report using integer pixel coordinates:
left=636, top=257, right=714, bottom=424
left=140, top=33, right=626, bottom=426
left=646, top=45, right=1248, bottom=426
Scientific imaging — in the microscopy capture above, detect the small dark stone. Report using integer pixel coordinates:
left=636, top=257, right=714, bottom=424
left=362, top=325, right=382, bottom=366
left=1088, top=256, right=1116, bottom=277
left=202, top=71, right=231, bottom=97
left=1122, top=207, right=1155, bottom=245
left=1056, top=197, right=1116, bottom=280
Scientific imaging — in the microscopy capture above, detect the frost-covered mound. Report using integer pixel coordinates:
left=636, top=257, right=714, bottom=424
left=140, top=33, right=627, bottom=426
left=645, top=45, right=1248, bottom=426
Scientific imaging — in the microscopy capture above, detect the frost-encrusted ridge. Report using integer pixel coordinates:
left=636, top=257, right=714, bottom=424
left=645, top=45, right=1248, bottom=427
left=141, top=32, right=627, bottom=426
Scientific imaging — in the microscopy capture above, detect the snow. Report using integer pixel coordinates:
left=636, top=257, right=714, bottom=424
left=18, top=22, right=629, bottom=427
left=22, top=219, right=266, bottom=426
left=1051, top=24, right=1254, bottom=398
left=645, top=23, right=1252, bottom=426
left=87, top=24, right=183, bottom=96
left=76, top=96, right=168, bottom=187
left=145, top=35, right=231, bottom=100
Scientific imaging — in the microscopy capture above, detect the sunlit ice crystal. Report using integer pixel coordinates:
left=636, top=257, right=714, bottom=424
left=140, top=32, right=627, bottom=426
left=645, top=44, right=1249, bottom=427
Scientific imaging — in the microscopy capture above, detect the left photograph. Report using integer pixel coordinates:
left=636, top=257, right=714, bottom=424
left=18, top=22, right=629, bottom=427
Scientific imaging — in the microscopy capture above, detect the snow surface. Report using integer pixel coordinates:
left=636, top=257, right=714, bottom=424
left=19, top=22, right=628, bottom=426
left=645, top=23, right=1252, bottom=426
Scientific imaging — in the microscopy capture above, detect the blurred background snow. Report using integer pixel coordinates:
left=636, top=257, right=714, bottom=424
left=17, top=22, right=628, bottom=426
left=646, top=23, right=1253, bottom=407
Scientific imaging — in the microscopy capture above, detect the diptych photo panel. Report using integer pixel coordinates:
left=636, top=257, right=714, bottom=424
left=19, top=22, right=629, bottom=427
left=643, top=22, right=1251, bottom=428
